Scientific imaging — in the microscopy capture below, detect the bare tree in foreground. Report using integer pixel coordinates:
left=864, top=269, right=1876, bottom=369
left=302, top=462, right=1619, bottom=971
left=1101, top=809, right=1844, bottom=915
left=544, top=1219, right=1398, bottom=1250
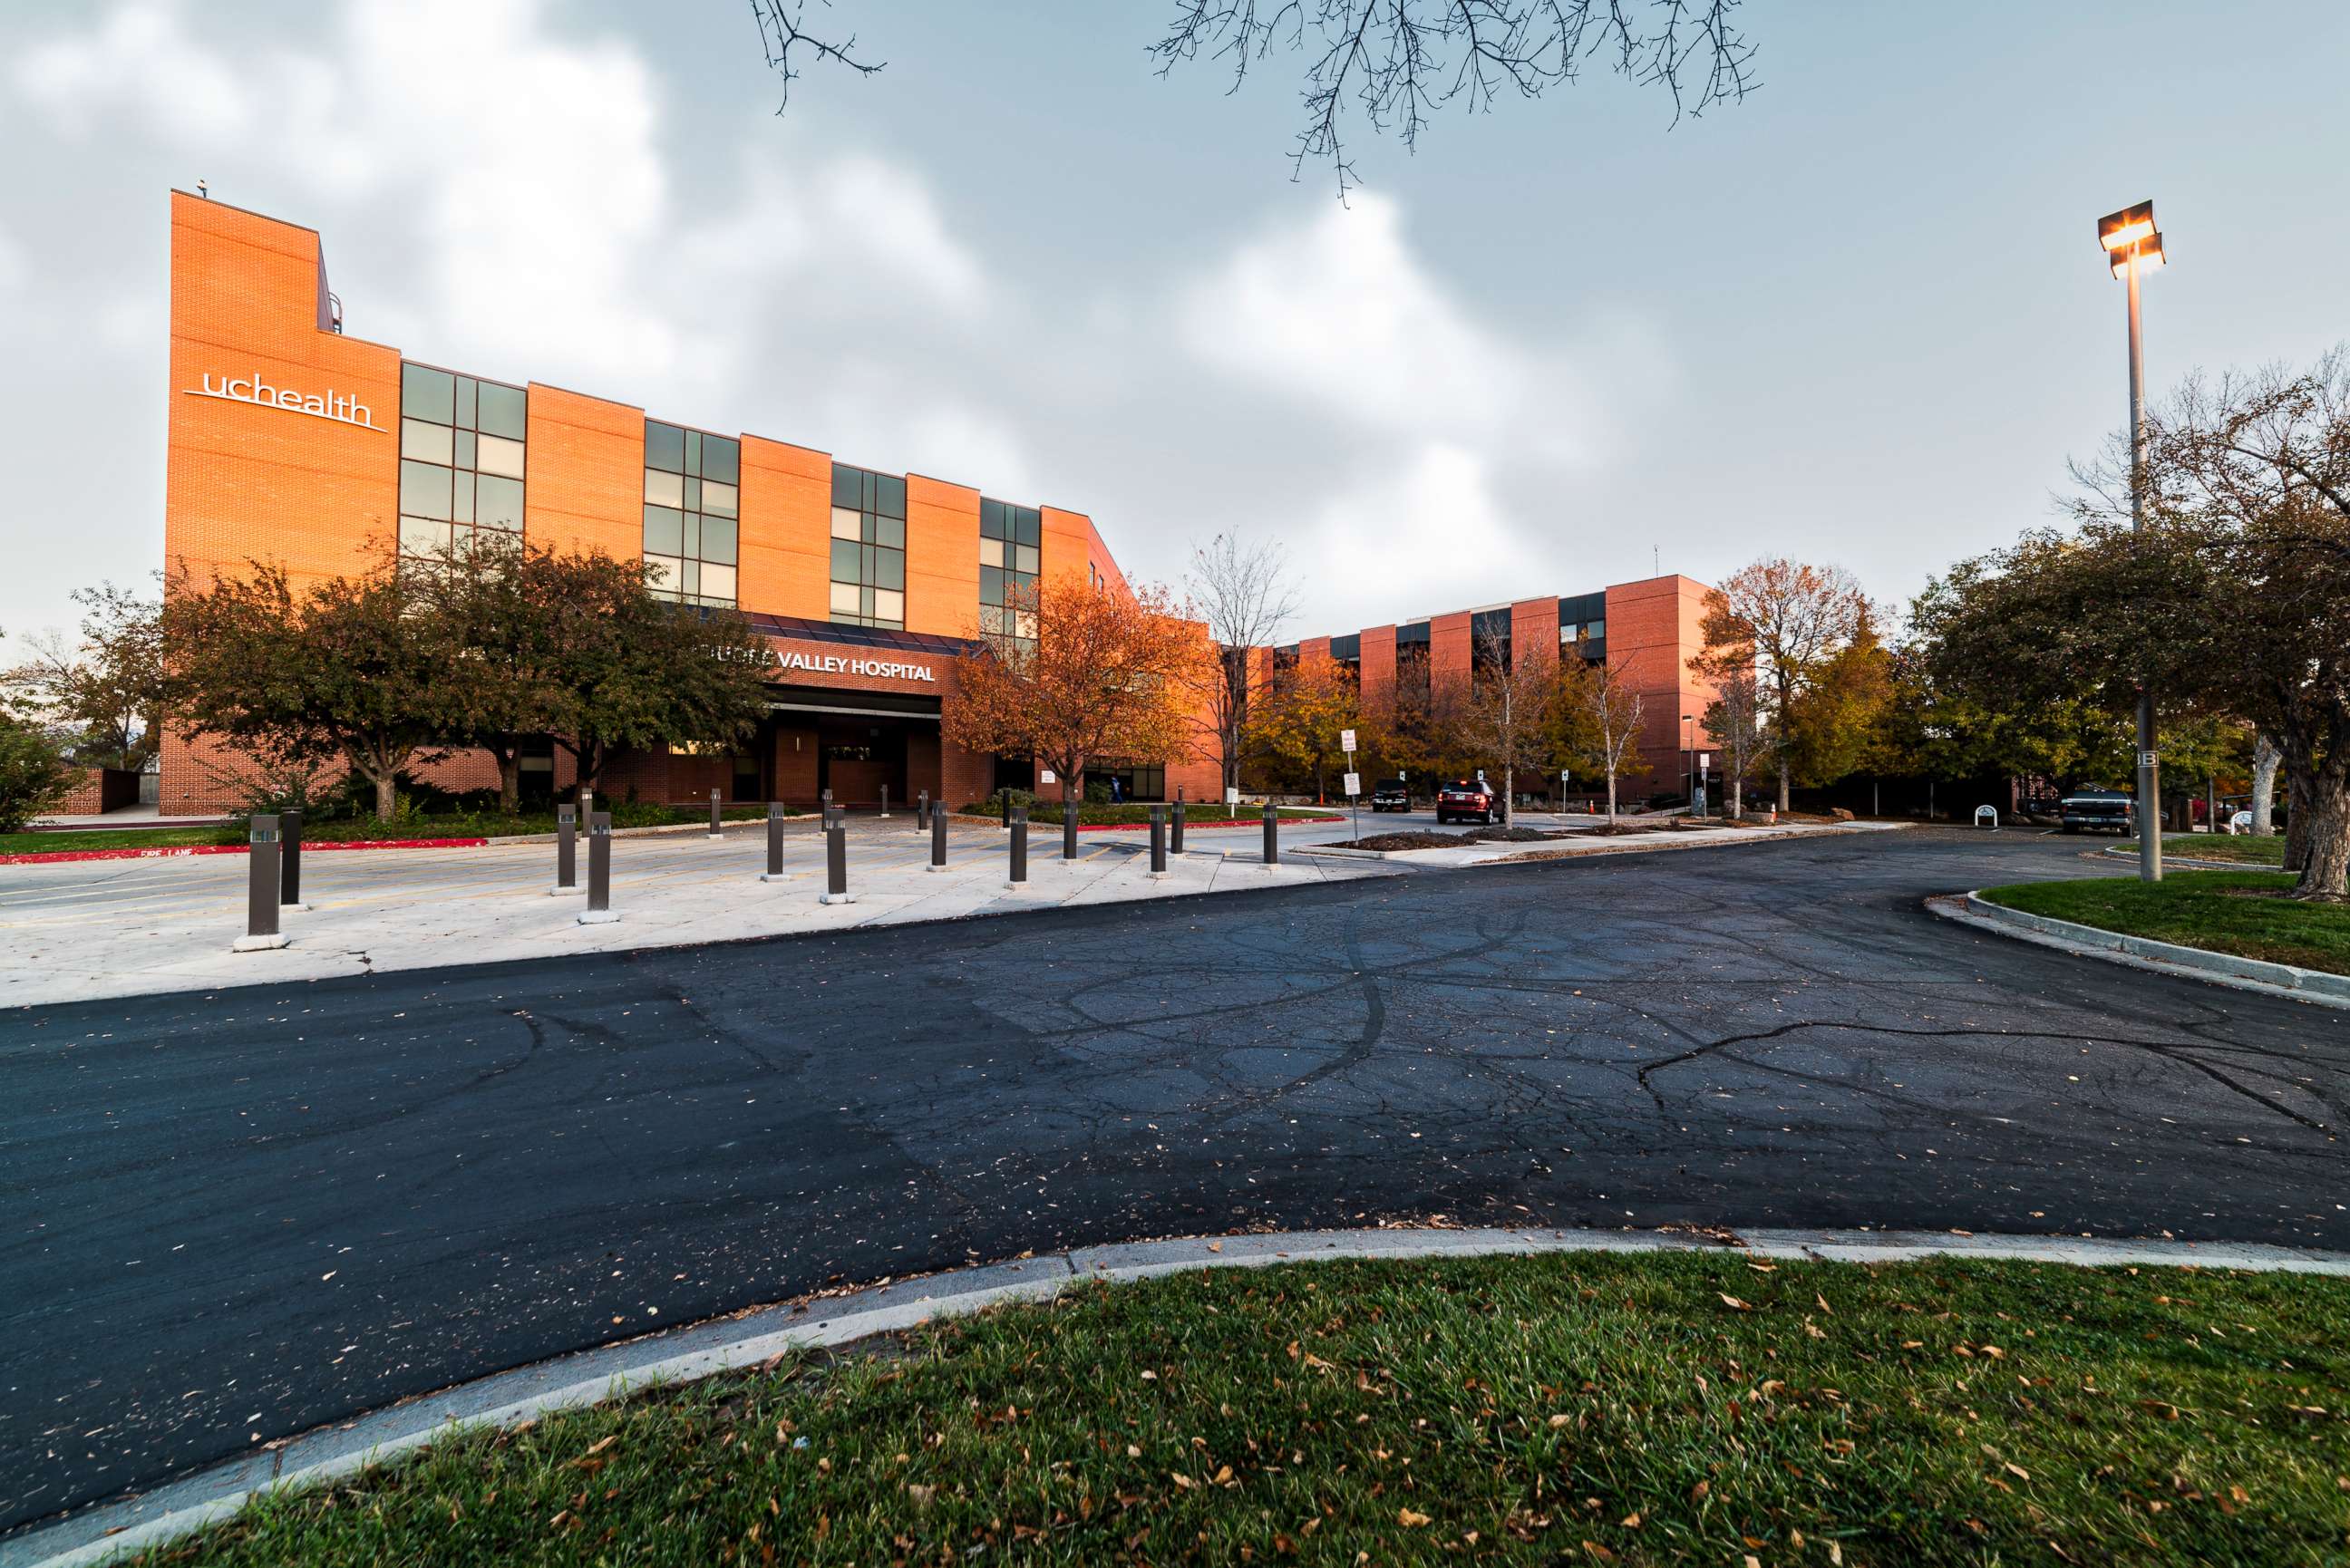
left=1693, top=558, right=1872, bottom=814
left=1586, top=661, right=1645, bottom=825
left=750, top=2, right=1758, bottom=196
left=1186, top=533, right=1302, bottom=798
left=1701, top=663, right=1763, bottom=819
left=1457, top=627, right=1557, bottom=828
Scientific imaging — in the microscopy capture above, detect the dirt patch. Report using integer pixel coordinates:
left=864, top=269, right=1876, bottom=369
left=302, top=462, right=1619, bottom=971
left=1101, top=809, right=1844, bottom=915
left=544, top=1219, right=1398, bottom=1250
left=1330, top=831, right=1479, bottom=850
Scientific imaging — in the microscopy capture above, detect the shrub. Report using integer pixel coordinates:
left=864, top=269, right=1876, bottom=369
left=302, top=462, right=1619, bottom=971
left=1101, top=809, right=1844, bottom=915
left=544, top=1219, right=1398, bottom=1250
left=0, top=713, right=75, bottom=832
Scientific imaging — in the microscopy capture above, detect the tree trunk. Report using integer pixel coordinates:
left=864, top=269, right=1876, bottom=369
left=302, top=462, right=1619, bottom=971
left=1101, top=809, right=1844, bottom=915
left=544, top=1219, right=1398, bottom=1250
left=1730, top=778, right=1743, bottom=820
left=1777, top=756, right=1792, bottom=813
left=2293, top=763, right=2350, bottom=901
left=374, top=769, right=396, bottom=822
left=1606, top=768, right=1618, bottom=826
left=2285, top=767, right=2314, bottom=874
left=1502, top=762, right=1514, bottom=828
left=1062, top=776, right=1079, bottom=860
left=2250, top=734, right=2280, bottom=836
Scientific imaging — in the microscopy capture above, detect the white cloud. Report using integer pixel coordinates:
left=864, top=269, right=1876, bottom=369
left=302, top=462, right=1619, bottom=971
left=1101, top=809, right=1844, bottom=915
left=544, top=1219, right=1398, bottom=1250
left=1300, top=442, right=1529, bottom=628
left=1176, top=193, right=1644, bottom=467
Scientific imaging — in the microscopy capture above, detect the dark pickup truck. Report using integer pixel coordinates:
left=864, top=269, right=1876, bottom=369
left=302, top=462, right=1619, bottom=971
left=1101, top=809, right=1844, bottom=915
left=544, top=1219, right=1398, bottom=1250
left=2058, top=789, right=2135, bottom=834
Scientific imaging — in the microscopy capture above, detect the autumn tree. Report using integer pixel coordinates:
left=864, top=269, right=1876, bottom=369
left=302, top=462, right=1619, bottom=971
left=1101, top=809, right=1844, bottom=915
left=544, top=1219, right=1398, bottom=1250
left=1248, top=647, right=1360, bottom=801
left=1700, top=663, right=1764, bottom=819
left=0, top=634, right=76, bottom=831
left=1455, top=627, right=1561, bottom=827
left=945, top=576, right=1206, bottom=857
left=1584, top=659, right=1646, bottom=824
left=1185, top=534, right=1300, bottom=798
left=1693, top=559, right=1875, bottom=813
left=162, top=563, right=459, bottom=822
left=3, top=580, right=167, bottom=771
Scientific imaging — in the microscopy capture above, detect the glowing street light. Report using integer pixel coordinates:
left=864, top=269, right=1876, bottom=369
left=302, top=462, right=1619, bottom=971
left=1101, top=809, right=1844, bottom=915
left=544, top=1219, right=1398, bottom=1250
left=2097, top=198, right=2166, bottom=883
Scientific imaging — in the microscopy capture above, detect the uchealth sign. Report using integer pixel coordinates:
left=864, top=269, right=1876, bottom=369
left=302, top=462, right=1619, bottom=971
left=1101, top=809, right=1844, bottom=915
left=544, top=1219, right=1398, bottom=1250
left=715, top=643, right=937, bottom=682
left=184, top=371, right=382, bottom=431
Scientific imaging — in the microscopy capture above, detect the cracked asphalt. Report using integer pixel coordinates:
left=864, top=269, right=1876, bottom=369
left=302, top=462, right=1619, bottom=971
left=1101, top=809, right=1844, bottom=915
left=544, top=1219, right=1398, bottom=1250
left=4, top=828, right=2344, bottom=1534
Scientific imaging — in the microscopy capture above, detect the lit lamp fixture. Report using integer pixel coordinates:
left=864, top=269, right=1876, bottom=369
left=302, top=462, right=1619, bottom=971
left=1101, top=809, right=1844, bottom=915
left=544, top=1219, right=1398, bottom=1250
left=2095, top=197, right=2166, bottom=884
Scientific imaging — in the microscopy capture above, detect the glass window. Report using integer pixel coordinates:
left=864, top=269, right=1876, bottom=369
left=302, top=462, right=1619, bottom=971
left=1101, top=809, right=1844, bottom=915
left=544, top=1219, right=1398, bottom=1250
left=644, top=555, right=681, bottom=592
left=826, top=463, right=908, bottom=628
left=397, top=364, right=525, bottom=563
left=644, top=505, right=684, bottom=556
left=645, top=421, right=685, bottom=474
left=642, top=419, right=742, bottom=607
left=400, top=459, right=452, bottom=520
left=701, top=515, right=737, bottom=565
left=475, top=433, right=526, bottom=479
left=474, top=381, right=526, bottom=440
left=401, top=418, right=452, bottom=465
left=401, top=363, right=454, bottom=424
left=476, top=473, right=524, bottom=530
left=977, top=497, right=1041, bottom=653
left=1015, top=544, right=1039, bottom=574
left=979, top=537, right=1004, bottom=568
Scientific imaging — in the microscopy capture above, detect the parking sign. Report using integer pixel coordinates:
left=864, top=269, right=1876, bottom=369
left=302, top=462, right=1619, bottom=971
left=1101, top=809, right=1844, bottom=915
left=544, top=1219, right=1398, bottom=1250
left=1340, top=729, right=1356, bottom=754
left=1343, top=771, right=1361, bottom=797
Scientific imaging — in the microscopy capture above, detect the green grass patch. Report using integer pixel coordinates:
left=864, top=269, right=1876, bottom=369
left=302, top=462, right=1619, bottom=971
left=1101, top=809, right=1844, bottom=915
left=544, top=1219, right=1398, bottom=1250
left=0, top=826, right=240, bottom=855
left=1982, top=869, right=2348, bottom=974
left=140, top=1252, right=2350, bottom=1566
left=2162, top=834, right=2287, bottom=866
left=961, top=799, right=1344, bottom=826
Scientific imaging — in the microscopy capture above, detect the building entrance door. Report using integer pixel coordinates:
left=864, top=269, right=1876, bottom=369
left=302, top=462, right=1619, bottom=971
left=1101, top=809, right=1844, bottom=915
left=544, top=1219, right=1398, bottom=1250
left=816, top=718, right=908, bottom=808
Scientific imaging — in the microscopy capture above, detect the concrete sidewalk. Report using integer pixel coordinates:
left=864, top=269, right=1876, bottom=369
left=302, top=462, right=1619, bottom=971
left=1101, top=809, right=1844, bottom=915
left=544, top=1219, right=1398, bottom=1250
left=0, top=817, right=1393, bottom=1007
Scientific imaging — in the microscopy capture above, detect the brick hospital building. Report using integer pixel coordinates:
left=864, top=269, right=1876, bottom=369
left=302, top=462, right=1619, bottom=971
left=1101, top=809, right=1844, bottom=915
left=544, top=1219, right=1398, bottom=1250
left=159, top=191, right=1711, bottom=814
left=160, top=191, right=1222, bottom=814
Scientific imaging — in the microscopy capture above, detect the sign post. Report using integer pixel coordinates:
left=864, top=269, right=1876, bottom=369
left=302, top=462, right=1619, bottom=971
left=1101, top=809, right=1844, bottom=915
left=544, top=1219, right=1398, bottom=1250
left=1697, top=753, right=1711, bottom=820
left=1340, top=727, right=1359, bottom=842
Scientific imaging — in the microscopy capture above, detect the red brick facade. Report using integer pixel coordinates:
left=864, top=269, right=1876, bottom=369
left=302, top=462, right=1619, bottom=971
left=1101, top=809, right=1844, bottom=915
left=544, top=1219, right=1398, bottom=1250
left=158, top=192, right=1214, bottom=813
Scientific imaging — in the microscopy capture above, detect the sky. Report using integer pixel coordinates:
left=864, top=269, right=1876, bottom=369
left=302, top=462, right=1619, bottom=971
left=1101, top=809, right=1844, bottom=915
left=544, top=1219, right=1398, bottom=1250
left=2, top=0, right=2346, bottom=655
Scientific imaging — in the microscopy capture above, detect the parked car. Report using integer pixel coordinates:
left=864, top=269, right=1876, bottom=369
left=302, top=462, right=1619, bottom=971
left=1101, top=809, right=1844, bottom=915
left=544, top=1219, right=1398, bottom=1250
left=1434, top=778, right=1499, bottom=826
left=1370, top=780, right=1411, bottom=813
left=2058, top=789, right=2135, bottom=835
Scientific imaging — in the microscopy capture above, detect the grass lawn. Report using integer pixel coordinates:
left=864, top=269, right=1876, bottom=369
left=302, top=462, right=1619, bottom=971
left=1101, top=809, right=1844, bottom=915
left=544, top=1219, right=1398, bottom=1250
left=2162, top=834, right=2287, bottom=866
left=1981, top=869, right=2349, bottom=975
left=143, top=1251, right=2350, bottom=1566
left=0, top=825, right=238, bottom=855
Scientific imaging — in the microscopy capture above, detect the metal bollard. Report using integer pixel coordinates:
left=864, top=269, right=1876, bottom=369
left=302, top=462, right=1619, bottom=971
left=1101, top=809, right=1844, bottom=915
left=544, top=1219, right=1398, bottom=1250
left=234, top=815, right=288, bottom=951
left=928, top=798, right=949, bottom=872
left=578, top=788, right=594, bottom=827
left=1149, top=804, right=1169, bottom=878
left=278, top=807, right=308, bottom=910
left=550, top=804, right=582, bottom=895
left=578, top=811, right=617, bottom=924
left=709, top=789, right=723, bottom=838
left=762, top=801, right=788, bottom=881
left=1006, top=806, right=1029, bottom=889
left=820, top=821, right=856, bottom=904
left=879, top=784, right=890, bottom=819
left=1171, top=798, right=1185, bottom=855
left=1262, top=800, right=1279, bottom=866
left=917, top=789, right=929, bottom=830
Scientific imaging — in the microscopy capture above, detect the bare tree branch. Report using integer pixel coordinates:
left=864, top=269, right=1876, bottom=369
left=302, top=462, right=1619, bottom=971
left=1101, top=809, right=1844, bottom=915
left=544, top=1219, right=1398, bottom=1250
left=747, top=0, right=885, bottom=113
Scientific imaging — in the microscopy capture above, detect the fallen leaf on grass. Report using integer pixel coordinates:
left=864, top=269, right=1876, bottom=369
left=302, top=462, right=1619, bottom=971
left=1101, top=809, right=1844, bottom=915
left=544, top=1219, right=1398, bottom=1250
left=1718, top=1294, right=1752, bottom=1312
left=1398, top=1507, right=1431, bottom=1526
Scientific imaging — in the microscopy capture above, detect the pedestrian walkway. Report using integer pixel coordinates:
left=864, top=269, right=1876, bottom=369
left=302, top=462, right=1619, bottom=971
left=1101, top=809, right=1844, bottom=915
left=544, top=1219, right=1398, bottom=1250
left=0, top=816, right=1393, bottom=1007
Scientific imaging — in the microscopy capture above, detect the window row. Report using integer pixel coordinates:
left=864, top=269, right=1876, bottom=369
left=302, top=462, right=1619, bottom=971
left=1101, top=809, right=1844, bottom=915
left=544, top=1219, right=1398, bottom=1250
left=645, top=421, right=743, bottom=610
left=398, top=363, right=527, bottom=566
left=401, top=364, right=526, bottom=440
left=400, top=463, right=524, bottom=528
left=829, top=463, right=906, bottom=629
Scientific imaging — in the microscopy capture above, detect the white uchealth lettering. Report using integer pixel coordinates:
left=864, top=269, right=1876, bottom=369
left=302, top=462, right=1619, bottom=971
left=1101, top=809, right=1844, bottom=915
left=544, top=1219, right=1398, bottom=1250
left=186, top=372, right=380, bottom=431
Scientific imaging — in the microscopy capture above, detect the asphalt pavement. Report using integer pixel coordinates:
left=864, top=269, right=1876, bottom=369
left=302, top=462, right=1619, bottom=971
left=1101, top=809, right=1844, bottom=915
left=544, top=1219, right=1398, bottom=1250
left=4, top=828, right=2344, bottom=1534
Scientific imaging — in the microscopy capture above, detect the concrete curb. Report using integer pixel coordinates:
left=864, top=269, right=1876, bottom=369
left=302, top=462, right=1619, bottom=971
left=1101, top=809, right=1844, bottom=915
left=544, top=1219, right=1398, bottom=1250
left=10, top=1221, right=2345, bottom=1567
left=2098, top=844, right=2282, bottom=872
left=1928, top=890, right=2350, bottom=1010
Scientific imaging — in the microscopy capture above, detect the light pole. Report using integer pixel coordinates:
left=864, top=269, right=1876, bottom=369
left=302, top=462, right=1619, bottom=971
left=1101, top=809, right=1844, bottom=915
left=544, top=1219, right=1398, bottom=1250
left=1681, top=713, right=1694, bottom=808
left=2097, top=200, right=2167, bottom=883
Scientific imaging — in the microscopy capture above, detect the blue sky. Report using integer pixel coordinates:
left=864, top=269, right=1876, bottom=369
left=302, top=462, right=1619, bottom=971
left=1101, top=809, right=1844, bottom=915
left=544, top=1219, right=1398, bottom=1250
left=2, top=1, right=2345, bottom=650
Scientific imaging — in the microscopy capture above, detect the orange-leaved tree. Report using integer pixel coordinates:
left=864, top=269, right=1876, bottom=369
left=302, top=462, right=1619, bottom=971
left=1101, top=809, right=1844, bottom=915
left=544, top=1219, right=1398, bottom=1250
left=943, top=574, right=1206, bottom=848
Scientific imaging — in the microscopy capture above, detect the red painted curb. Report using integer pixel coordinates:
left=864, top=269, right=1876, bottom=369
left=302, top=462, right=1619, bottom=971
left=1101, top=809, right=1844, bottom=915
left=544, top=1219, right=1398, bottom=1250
left=0, top=837, right=490, bottom=866
left=1053, top=816, right=1346, bottom=834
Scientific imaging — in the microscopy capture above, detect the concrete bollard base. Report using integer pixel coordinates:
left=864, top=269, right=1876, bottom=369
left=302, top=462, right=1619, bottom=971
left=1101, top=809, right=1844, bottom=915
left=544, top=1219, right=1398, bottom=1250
left=759, top=872, right=791, bottom=884
left=577, top=910, right=620, bottom=925
left=1148, top=871, right=1171, bottom=881
left=926, top=863, right=952, bottom=874
left=548, top=885, right=586, bottom=897
left=277, top=902, right=313, bottom=913
left=707, top=832, right=724, bottom=841
left=819, top=891, right=859, bottom=905
left=231, top=934, right=290, bottom=953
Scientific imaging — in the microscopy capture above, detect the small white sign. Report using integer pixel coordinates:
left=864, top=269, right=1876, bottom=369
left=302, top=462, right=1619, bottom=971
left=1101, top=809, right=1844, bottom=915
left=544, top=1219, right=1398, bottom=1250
left=1343, top=771, right=1361, bottom=797
left=1225, top=787, right=1240, bottom=806
left=1038, top=769, right=1056, bottom=785
left=1339, top=728, right=1356, bottom=754
left=1700, top=752, right=1711, bottom=770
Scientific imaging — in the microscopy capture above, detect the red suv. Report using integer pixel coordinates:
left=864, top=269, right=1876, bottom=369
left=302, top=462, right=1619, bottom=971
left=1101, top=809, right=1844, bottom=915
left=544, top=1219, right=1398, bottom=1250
left=1435, top=779, right=1498, bottom=826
